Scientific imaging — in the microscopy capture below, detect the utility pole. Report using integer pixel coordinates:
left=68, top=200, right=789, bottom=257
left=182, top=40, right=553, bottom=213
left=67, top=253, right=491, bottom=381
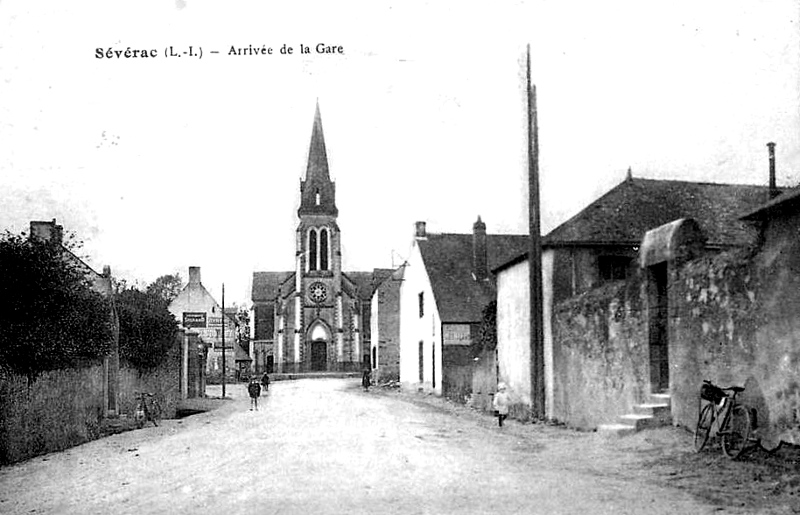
left=221, top=283, right=226, bottom=398
left=527, top=44, right=545, bottom=420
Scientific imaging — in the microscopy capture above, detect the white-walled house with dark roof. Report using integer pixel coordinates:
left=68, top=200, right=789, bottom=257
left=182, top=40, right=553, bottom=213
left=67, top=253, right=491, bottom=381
left=398, top=218, right=527, bottom=401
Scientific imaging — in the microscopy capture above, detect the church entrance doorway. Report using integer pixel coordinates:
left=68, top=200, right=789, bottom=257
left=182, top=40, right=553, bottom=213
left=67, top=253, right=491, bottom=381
left=307, top=321, right=331, bottom=372
left=310, top=341, right=327, bottom=371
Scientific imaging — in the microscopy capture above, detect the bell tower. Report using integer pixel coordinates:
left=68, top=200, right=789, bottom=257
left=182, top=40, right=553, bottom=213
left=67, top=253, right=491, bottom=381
left=294, top=102, right=343, bottom=371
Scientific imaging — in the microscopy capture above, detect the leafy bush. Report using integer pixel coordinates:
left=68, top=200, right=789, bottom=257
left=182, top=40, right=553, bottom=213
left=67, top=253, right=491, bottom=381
left=0, top=232, right=114, bottom=378
left=114, top=288, right=177, bottom=370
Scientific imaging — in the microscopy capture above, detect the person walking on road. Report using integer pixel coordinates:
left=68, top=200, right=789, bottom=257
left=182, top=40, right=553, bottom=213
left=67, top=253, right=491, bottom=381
left=361, top=370, right=371, bottom=391
left=247, top=378, right=261, bottom=411
left=493, top=382, right=510, bottom=427
left=261, top=372, right=270, bottom=392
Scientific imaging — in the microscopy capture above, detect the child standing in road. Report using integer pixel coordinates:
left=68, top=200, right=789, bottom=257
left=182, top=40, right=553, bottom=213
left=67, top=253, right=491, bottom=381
left=248, top=378, right=261, bottom=411
left=493, top=382, right=510, bottom=427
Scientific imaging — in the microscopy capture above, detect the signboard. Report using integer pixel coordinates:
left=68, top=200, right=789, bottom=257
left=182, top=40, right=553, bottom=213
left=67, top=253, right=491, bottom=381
left=182, top=312, right=207, bottom=328
left=212, top=328, right=237, bottom=349
left=443, top=324, right=472, bottom=346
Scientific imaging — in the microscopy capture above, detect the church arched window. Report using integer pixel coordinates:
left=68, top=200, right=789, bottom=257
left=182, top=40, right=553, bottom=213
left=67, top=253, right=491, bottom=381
left=308, top=229, right=318, bottom=271
left=320, top=228, right=329, bottom=271
left=315, top=188, right=320, bottom=206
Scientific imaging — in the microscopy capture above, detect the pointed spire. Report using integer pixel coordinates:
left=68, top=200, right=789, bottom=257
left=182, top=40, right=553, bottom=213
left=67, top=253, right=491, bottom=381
left=298, top=101, right=338, bottom=217
left=306, top=101, right=330, bottom=181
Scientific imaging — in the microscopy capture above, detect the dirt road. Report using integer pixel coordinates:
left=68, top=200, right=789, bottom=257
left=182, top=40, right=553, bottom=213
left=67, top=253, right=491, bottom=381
left=0, top=378, right=796, bottom=514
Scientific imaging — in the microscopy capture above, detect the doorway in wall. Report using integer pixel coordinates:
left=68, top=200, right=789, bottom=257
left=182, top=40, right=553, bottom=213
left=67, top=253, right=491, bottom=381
left=648, top=262, right=669, bottom=392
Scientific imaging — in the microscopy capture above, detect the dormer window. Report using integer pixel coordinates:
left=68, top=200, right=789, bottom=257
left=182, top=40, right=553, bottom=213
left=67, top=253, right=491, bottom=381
left=315, top=189, right=320, bottom=206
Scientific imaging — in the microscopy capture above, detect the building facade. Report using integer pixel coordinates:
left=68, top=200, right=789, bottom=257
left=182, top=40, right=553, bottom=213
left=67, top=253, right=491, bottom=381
left=398, top=218, right=527, bottom=402
left=168, top=266, right=237, bottom=378
left=251, top=104, right=383, bottom=374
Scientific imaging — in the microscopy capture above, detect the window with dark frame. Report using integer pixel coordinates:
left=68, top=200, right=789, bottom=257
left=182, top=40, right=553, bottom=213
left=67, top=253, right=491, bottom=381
left=598, top=255, right=632, bottom=282
left=418, top=292, right=424, bottom=318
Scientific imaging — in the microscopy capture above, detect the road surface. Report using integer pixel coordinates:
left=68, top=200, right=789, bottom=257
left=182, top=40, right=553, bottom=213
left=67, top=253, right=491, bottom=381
left=0, top=378, right=755, bottom=514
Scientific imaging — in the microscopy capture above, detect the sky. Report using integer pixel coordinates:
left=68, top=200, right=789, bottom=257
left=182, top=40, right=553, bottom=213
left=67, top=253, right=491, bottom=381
left=1, top=1, right=798, bottom=306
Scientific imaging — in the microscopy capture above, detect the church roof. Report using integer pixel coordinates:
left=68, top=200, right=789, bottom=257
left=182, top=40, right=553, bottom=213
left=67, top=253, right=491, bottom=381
left=542, top=177, right=774, bottom=248
left=418, top=233, right=528, bottom=323
left=251, top=271, right=295, bottom=302
left=343, top=271, right=388, bottom=301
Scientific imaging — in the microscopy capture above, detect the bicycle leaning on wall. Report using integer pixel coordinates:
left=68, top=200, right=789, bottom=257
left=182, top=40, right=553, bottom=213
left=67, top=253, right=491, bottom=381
left=133, top=392, right=162, bottom=429
left=693, top=380, right=757, bottom=459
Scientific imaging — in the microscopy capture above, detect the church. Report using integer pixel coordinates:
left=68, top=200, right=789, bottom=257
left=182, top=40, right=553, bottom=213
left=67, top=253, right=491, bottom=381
left=250, top=104, right=391, bottom=374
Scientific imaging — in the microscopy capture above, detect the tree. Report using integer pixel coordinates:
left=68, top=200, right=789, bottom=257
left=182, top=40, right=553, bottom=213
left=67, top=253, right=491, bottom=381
left=0, top=231, right=114, bottom=379
left=146, top=273, right=184, bottom=306
left=114, top=286, right=178, bottom=370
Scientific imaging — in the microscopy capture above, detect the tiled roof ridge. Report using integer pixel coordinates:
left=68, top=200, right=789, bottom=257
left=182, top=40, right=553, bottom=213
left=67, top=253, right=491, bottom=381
left=630, top=176, right=773, bottom=189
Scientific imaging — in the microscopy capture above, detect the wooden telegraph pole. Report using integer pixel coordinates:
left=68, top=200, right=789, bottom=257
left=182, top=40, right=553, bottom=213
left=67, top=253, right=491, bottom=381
left=221, top=283, right=226, bottom=398
left=527, top=44, right=545, bottom=420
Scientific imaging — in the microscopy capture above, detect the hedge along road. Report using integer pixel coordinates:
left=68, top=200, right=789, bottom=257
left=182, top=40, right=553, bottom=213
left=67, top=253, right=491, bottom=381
left=0, top=378, right=721, bottom=515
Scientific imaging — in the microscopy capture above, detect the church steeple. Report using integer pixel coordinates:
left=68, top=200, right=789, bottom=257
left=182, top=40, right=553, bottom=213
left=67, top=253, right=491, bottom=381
left=298, top=102, right=338, bottom=217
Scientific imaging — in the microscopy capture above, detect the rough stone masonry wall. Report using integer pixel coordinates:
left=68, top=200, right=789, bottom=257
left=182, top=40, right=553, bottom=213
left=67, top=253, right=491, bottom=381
left=670, top=244, right=800, bottom=445
left=0, top=363, right=106, bottom=464
left=552, top=277, right=650, bottom=429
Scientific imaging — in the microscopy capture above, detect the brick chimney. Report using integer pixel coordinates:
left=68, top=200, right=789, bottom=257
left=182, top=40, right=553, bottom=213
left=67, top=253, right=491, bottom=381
left=188, top=266, right=201, bottom=285
left=472, top=216, right=488, bottom=281
left=767, top=142, right=779, bottom=199
left=414, top=221, right=427, bottom=239
left=29, top=219, right=63, bottom=245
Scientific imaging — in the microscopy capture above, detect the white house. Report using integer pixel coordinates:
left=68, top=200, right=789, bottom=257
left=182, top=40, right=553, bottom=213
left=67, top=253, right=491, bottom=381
left=168, top=266, right=237, bottom=377
left=398, top=219, right=527, bottom=400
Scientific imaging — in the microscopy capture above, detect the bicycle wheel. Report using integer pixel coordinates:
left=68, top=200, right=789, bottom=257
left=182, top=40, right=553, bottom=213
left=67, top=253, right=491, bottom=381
left=694, top=403, right=714, bottom=452
left=721, top=405, right=751, bottom=459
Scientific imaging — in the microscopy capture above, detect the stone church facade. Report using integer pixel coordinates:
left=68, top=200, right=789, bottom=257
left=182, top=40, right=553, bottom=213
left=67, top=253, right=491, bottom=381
left=251, top=105, right=390, bottom=374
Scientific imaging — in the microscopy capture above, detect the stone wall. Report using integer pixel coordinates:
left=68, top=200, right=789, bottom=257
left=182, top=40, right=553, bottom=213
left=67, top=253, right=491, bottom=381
left=118, top=331, right=183, bottom=421
left=552, top=277, right=650, bottom=429
left=670, top=245, right=800, bottom=446
left=0, top=363, right=106, bottom=464
left=550, top=236, right=800, bottom=444
left=0, top=332, right=184, bottom=465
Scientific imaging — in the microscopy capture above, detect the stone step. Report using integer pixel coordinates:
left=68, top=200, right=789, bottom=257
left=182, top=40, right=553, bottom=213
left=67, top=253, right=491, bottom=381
left=619, top=413, right=655, bottom=431
left=634, top=403, right=672, bottom=425
left=597, top=423, right=638, bottom=438
left=651, top=392, right=671, bottom=405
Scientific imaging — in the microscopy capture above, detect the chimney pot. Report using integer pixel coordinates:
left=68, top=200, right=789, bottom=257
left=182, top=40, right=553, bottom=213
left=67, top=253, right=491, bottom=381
left=768, top=142, right=778, bottom=199
left=472, top=216, right=488, bottom=281
left=415, top=221, right=427, bottom=239
left=189, top=266, right=201, bottom=285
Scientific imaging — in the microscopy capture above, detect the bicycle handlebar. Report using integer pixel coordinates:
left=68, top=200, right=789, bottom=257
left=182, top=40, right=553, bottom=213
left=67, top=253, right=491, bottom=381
left=702, top=380, right=744, bottom=392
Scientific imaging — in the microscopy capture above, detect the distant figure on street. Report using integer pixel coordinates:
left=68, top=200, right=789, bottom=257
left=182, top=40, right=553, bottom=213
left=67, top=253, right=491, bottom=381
left=493, top=382, right=510, bottom=427
left=362, top=370, right=371, bottom=391
left=247, top=378, right=261, bottom=411
left=261, top=372, right=270, bottom=393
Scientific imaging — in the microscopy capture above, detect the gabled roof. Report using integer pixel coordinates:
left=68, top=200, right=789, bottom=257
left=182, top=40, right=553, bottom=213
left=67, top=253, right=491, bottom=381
left=740, top=188, right=800, bottom=221
left=343, top=270, right=391, bottom=301
left=419, top=233, right=528, bottom=323
left=542, top=177, right=775, bottom=248
left=251, top=271, right=295, bottom=302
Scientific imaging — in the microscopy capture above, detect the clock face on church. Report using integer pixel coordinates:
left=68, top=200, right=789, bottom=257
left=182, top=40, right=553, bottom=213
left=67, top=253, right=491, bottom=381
left=308, top=282, right=328, bottom=303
